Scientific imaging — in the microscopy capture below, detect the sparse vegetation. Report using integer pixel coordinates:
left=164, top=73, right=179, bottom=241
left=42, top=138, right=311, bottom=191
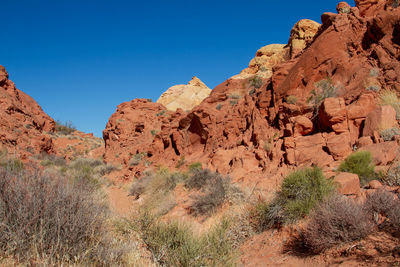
left=286, top=95, right=297, bottom=104
left=216, top=104, right=223, bottom=110
left=229, top=100, right=238, bottom=106
left=135, top=211, right=237, bottom=267
left=379, top=127, right=400, bottom=141
left=366, top=85, right=381, bottom=92
left=252, top=167, right=334, bottom=230
left=365, top=189, right=400, bottom=234
left=0, top=160, right=126, bottom=265
left=379, top=89, right=400, bottom=120
left=156, top=110, right=166, bottom=117
left=249, top=88, right=256, bottom=96
left=382, top=164, right=400, bottom=186
left=175, top=156, right=186, bottom=169
left=303, top=194, right=372, bottom=253
left=130, top=152, right=147, bottom=166
left=185, top=168, right=243, bottom=216
left=308, top=78, right=338, bottom=116
left=55, top=120, right=77, bottom=135
left=338, top=151, right=376, bottom=186
left=189, top=162, right=202, bottom=171
left=150, top=129, right=158, bottom=136
left=228, top=93, right=241, bottom=100
left=249, top=76, right=263, bottom=89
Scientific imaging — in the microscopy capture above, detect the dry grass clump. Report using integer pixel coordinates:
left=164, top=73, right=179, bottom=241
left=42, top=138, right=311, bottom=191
left=0, top=162, right=125, bottom=265
left=379, top=89, right=400, bottom=120
left=129, top=169, right=187, bottom=216
left=302, top=194, right=372, bottom=253
left=186, top=168, right=243, bottom=216
left=133, top=211, right=237, bottom=267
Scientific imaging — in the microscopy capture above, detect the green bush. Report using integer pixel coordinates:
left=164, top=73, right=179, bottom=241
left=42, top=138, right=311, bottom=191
left=254, top=167, right=334, bottom=229
left=338, top=151, right=376, bottom=185
left=55, top=120, right=76, bottom=135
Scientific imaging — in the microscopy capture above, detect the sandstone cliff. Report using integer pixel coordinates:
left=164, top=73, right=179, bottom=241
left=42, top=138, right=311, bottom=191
left=104, top=1, right=400, bottom=193
left=156, top=76, right=211, bottom=111
left=0, top=65, right=55, bottom=159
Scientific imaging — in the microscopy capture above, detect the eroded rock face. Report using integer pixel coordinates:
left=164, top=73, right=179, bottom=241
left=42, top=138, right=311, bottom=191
left=0, top=65, right=55, bottom=159
left=287, top=19, right=321, bottom=58
left=156, top=76, right=211, bottom=111
left=104, top=2, right=400, bottom=189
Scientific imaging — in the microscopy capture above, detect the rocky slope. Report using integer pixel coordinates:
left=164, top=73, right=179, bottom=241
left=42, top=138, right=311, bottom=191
left=104, top=1, right=400, bottom=195
left=156, top=76, right=211, bottom=111
left=0, top=65, right=55, bottom=159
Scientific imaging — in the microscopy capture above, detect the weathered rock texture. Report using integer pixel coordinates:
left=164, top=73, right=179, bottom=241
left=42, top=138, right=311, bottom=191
left=104, top=2, right=400, bottom=187
left=0, top=65, right=55, bottom=159
left=234, top=19, right=320, bottom=80
left=156, top=76, right=211, bottom=111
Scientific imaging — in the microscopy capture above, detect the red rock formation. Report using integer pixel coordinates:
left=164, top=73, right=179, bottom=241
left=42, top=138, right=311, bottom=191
left=0, top=65, right=55, bottom=159
left=104, top=1, right=400, bottom=186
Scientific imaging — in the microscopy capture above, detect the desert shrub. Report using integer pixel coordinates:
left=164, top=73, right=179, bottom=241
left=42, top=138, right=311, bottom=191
left=216, top=104, right=223, bottom=110
left=189, top=162, right=202, bottom=171
left=379, top=89, right=400, bottom=120
left=263, top=140, right=272, bottom=153
left=393, top=0, right=399, bottom=8
left=55, top=120, right=76, bottom=135
left=365, top=189, right=400, bottom=234
left=338, top=151, right=376, bottom=185
left=156, top=110, right=166, bottom=117
left=308, top=78, right=338, bottom=116
left=136, top=211, right=236, bottom=267
left=249, top=76, right=263, bottom=89
left=190, top=175, right=229, bottom=216
left=175, top=156, right=186, bottom=169
left=229, top=99, right=238, bottom=106
left=38, top=153, right=66, bottom=167
left=228, top=93, right=241, bottom=100
left=380, top=127, right=400, bottom=141
left=129, top=170, right=184, bottom=215
left=185, top=168, right=221, bottom=190
left=382, top=164, right=400, bottom=186
left=249, top=88, right=256, bottom=96
left=0, top=158, right=24, bottom=172
left=254, top=167, right=334, bottom=229
left=303, top=194, right=372, bottom=253
left=0, top=164, right=120, bottom=265
left=186, top=169, right=242, bottom=216
left=366, top=85, right=381, bottom=92
left=94, top=163, right=119, bottom=176
left=129, top=152, right=146, bottom=166
left=370, top=67, right=380, bottom=77
left=286, top=95, right=297, bottom=104
left=150, top=129, right=158, bottom=136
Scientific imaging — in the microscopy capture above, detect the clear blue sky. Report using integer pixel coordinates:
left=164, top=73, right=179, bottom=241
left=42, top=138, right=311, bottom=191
left=2, top=0, right=354, bottom=137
